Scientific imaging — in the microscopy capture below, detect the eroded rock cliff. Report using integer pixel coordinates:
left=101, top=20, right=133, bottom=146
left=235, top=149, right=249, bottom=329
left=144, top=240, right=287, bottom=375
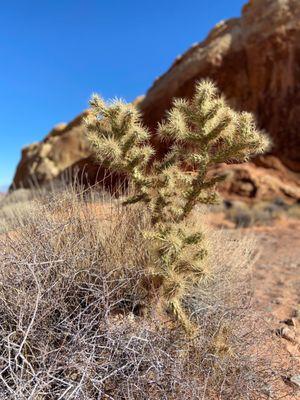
left=140, top=0, right=300, bottom=171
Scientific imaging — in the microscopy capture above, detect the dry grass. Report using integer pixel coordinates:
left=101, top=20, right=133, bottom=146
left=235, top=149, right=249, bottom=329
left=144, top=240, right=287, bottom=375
left=0, top=186, right=292, bottom=399
left=0, top=189, right=37, bottom=234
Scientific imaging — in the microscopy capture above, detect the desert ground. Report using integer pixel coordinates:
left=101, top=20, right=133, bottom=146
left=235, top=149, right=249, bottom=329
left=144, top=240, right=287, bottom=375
left=253, top=221, right=300, bottom=397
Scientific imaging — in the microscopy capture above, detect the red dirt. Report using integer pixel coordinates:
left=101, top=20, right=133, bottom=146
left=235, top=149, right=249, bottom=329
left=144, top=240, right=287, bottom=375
left=252, top=221, right=300, bottom=398
left=206, top=211, right=300, bottom=397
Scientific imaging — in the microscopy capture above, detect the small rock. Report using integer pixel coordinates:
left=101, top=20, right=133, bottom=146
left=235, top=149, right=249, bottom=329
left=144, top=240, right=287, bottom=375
left=290, top=375, right=300, bottom=389
left=261, top=384, right=272, bottom=397
left=280, top=318, right=297, bottom=327
left=283, top=374, right=300, bottom=389
left=292, top=308, right=300, bottom=319
left=271, top=298, right=281, bottom=305
left=276, top=327, right=296, bottom=342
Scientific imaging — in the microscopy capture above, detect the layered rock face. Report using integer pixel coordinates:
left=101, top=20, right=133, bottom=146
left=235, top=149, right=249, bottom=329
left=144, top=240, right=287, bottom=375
left=11, top=114, right=90, bottom=189
left=140, top=0, right=300, bottom=170
left=11, top=0, right=300, bottom=201
left=215, top=156, right=300, bottom=202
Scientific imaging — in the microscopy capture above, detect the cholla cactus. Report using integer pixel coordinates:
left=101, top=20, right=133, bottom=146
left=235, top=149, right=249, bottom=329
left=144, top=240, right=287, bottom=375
left=85, top=80, right=269, bottom=332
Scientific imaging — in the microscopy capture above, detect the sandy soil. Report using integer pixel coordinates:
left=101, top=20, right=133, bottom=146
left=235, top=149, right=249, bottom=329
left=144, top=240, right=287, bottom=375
left=253, top=221, right=300, bottom=326
left=252, top=220, right=300, bottom=397
left=207, top=211, right=300, bottom=396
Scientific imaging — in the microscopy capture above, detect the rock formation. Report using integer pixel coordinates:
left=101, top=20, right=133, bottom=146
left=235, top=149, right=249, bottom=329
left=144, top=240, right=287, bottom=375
left=215, top=156, right=300, bottom=202
left=11, top=0, right=300, bottom=201
left=140, top=0, right=300, bottom=171
left=11, top=114, right=90, bottom=189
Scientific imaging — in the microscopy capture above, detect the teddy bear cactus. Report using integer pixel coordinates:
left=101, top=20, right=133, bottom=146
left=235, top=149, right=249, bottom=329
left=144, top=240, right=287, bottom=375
left=85, top=80, right=269, bottom=331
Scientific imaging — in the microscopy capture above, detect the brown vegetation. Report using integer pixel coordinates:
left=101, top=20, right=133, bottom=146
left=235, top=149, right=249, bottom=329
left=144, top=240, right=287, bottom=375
left=0, top=186, right=291, bottom=399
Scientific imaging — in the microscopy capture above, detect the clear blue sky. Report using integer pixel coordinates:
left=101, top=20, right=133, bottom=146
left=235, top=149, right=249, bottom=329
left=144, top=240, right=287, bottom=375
left=0, top=0, right=245, bottom=188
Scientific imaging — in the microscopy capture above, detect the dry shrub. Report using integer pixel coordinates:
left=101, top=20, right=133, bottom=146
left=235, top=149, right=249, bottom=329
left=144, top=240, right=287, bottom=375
left=0, top=187, right=291, bottom=399
left=0, top=189, right=38, bottom=234
left=287, top=203, right=300, bottom=219
left=224, top=199, right=289, bottom=228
